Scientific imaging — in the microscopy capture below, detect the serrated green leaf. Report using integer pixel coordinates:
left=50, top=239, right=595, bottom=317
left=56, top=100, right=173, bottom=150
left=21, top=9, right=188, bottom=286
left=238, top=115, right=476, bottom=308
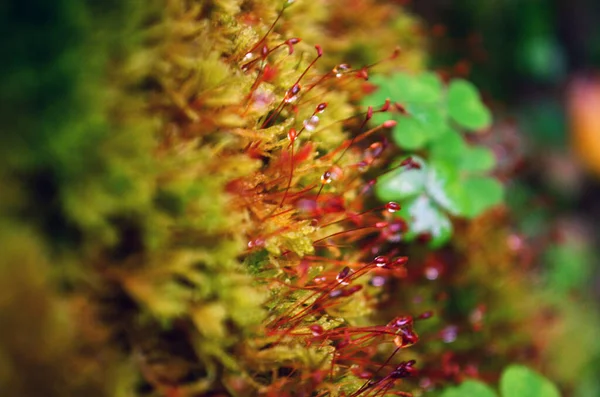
left=461, top=146, right=496, bottom=173
left=447, top=79, right=492, bottom=131
left=500, top=365, right=561, bottom=397
left=374, top=156, right=427, bottom=201
left=441, top=380, right=498, bottom=397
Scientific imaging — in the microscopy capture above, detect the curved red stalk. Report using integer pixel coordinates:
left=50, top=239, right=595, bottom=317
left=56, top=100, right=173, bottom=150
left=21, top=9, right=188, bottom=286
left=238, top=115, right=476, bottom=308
left=245, top=3, right=289, bottom=56
left=279, top=128, right=298, bottom=207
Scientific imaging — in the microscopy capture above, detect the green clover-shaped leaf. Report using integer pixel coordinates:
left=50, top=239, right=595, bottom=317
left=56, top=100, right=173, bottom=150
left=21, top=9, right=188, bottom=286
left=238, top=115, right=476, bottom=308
left=500, top=365, right=561, bottom=397
left=440, top=366, right=561, bottom=397
left=374, top=156, right=427, bottom=201
left=387, top=113, right=443, bottom=150
left=441, top=380, right=498, bottom=397
left=461, top=146, right=496, bottom=173
left=368, top=74, right=395, bottom=100
left=365, top=73, right=445, bottom=149
left=426, top=160, right=462, bottom=215
left=429, top=127, right=467, bottom=164
left=449, top=176, right=504, bottom=218
left=396, top=195, right=452, bottom=249
left=447, top=79, right=492, bottom=131
left=389, top=72, right=443, bottom=103
left=368, top=72, right=503, bottom=241
left=383, top=113, right=429, bottom=149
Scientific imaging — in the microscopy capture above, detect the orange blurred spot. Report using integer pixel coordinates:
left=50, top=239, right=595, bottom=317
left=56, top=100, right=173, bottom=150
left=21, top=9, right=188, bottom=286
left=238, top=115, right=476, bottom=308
left=567, top=77, right=600, bottom=177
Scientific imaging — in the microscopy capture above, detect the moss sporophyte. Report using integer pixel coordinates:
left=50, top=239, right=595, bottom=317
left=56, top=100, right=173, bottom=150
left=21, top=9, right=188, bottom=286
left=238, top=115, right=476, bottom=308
left=217, top=3, right=431, bottom=396
left=130, top=1, right=504, bottom=395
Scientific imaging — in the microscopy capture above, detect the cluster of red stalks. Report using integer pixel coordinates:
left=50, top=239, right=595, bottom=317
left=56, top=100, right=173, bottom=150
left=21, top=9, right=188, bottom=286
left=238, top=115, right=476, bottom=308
left=224, top=3, right=436, bottom=396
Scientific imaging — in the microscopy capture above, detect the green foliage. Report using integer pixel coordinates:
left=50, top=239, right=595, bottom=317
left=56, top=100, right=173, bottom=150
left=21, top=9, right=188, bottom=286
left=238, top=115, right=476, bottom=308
left=441, top=380, right=497, bottom=397
left=500, top=365, right=561, bottom=397
left=440, top=365, right=561, bottom=397
left=376, top=157, right=453, bottom=248
left=447, top=79, right=492, bottom=130
left=375, top=151, right=502, bottom=246
left=364, top=72, right=503, bottom=246
left=365, top=72, right=492, bottom=150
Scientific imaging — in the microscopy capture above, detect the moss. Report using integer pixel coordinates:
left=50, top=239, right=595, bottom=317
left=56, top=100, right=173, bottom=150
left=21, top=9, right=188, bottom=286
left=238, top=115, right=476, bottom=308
left=0, top=0, right=432, bottom=396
